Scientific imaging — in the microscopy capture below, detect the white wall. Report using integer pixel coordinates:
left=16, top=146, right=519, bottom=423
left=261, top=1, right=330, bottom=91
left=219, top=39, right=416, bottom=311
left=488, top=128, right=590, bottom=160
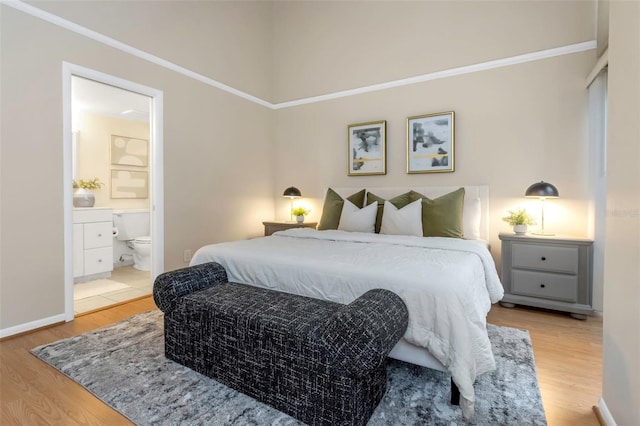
left=28, top=0, right=274, bottom=101
left=0, top=3, right=274, bottom=331
left=272, top=1, right=594, bottom=103
left=272, top=1, right=596, bottom=275
left=601, top=1, right=640, bottom=424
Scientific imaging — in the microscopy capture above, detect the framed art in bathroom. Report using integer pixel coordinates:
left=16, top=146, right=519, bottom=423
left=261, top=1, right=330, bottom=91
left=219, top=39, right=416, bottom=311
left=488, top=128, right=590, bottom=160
left=406, top=111, right=455, bottom=173
left=110, top=134, right=148, bottom=167
left=347, top=120, right=386, bottom=176
left=111, top=169, right=148, bottom=199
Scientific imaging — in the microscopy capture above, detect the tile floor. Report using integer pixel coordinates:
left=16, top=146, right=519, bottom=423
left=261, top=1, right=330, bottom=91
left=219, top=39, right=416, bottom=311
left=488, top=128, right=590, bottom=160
left=74, top=265, right=152, bottom=315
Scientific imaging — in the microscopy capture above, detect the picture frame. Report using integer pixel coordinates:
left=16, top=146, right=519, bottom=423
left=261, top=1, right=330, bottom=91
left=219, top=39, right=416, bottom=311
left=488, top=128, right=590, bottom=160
left=110, top=134, right=148, bottom=167
left=111, top=169, right=148, bottom=199
left=406, top=111, right=455, bottom=173
left=347, top=120, right=386, bottom=176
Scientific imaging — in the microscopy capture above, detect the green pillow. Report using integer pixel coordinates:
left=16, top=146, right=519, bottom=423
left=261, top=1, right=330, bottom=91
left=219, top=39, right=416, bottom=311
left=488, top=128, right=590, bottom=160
left=317, top=188, right=366, bottom=230
left=366, top=191, right=413, bottom=233
left=409, top=188, right=465, bottom=238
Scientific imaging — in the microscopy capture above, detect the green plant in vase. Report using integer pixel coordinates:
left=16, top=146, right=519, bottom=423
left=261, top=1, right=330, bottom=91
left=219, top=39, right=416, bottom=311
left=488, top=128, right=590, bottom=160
left=502, top=208, right=536, bottom=235
left=292, top=206, right=310, bottom=223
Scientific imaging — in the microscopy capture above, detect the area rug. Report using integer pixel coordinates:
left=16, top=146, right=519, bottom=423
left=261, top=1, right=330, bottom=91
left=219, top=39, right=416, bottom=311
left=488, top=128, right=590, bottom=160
left=31, top=311, right=546, bottom=425
left=73, top=279, right=130, bottom=300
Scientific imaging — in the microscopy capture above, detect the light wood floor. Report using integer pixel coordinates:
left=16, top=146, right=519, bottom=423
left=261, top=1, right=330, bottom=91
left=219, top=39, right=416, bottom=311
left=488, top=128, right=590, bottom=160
left=1, top=298, right=602, bottom=425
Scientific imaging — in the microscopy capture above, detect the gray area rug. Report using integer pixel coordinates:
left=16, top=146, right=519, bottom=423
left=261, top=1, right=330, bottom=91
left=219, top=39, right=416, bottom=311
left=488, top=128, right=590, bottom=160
left=31, top=310, right=546, bottom=425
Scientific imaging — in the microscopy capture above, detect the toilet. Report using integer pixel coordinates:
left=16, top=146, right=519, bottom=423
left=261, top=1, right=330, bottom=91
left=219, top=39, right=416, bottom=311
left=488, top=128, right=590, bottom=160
left=113, top=209, right=151, bottom=271
left=132, top=235, right=151, bottom=271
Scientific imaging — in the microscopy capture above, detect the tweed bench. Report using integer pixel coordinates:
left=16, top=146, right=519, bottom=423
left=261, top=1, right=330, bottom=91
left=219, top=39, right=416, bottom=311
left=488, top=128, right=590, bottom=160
left=153, top=262, right=409, bottom=426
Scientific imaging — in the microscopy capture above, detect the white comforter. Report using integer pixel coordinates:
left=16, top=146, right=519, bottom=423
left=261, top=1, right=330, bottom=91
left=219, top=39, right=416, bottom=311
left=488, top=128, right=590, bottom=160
left=191, top=229, right=504, bottom=418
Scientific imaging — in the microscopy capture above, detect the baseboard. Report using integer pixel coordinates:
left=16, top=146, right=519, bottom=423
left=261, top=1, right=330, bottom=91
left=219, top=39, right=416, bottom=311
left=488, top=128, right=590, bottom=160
left=0, top=313, right=67, bottom=340
left=597, top=397, right=618, bottom=426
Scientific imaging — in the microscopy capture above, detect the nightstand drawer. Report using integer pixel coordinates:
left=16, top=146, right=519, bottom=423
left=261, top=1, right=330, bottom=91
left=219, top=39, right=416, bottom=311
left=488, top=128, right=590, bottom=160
left=512, top=243, right=578, bottom=274
left=512, top=269, right=578, bottom=302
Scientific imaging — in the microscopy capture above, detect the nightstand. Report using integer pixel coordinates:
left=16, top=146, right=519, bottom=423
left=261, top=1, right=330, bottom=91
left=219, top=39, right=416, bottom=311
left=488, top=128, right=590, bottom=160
left=499, top=233, right=594, bottom=319
left=263, top=221, right=318, bottom=236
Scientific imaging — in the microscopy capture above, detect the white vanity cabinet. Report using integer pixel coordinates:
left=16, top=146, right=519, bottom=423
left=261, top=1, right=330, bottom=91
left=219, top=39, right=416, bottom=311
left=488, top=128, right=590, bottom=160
left=73, top=208, right=113, bottom=282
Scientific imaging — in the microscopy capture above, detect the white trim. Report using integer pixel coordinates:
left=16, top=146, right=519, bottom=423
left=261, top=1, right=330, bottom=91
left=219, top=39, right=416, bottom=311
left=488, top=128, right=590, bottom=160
left=62, top=63, right=74, bottom=321
left=4, top=0, right=596, bottom=110
left=62, top=62, right=165, bottom=321
left=0, top=314, right=66, bottom=339
left=598, top=397, right=618, bottom=426
left=274, top=41, right=596, bottom=109
left=3, top=0, right=270, bottom=109
left=585, top=48, right=609, bottom=87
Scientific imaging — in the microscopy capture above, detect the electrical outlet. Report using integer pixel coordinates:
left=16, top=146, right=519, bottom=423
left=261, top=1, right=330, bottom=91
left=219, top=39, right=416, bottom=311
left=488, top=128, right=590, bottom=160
left=183, top=249, right=193, bottom=262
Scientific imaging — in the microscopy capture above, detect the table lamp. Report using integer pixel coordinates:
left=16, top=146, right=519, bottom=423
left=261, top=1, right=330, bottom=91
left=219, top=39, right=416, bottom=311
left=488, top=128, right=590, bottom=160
left=525, top=181, right=559, bottom=235
left=282, top=186, right=302, bottom=222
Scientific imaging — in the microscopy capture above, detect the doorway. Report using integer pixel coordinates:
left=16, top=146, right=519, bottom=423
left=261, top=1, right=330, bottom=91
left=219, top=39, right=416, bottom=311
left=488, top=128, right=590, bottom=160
left=63, top=63, right=164, bottom=320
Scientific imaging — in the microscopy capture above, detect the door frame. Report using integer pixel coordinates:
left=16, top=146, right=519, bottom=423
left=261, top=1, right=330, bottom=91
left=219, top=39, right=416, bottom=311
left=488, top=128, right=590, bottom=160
left=62, top=62, right=164, bottom=321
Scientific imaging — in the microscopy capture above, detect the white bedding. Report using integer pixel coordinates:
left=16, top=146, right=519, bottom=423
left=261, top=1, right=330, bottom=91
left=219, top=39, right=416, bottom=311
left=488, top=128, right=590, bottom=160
left=190, top=228, right=504, bottom=418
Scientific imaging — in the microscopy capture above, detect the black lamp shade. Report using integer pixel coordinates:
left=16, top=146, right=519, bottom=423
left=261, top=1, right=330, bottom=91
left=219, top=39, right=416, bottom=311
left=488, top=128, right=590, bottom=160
left=525, top=181, right=559, bottom=198
left=282, top=186, right=302, bottom=198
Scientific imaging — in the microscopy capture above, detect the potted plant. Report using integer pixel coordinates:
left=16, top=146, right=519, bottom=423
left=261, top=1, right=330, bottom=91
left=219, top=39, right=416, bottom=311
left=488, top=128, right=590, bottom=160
left=502, top=208, right=536, bottom=235
left=292, top=206, right=310, bottom=223
left=73, top=178, right=104, bottom=208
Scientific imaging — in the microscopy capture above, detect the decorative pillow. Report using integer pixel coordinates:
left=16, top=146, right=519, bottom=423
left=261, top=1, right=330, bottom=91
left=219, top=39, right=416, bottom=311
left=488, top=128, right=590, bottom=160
left=379, top=199, right=423, bottom=236
left=317, top=188, right=366, bottom=230
left=409, top=187, right=465, bottom=238
left=337, top=200, right=378, bottom=233
left=463, top=197, right=482, bottom=240
left=366, top=191, right=413, bottom=233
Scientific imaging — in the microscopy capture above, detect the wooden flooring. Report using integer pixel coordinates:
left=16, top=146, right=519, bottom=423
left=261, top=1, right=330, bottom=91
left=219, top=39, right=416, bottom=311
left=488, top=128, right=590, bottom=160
left=487, top=305, right=602, bottom=426
left=1, top=298, right=602, bottom=425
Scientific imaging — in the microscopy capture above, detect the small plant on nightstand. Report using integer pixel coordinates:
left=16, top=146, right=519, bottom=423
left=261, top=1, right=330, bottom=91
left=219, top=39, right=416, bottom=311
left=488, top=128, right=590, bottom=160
left=292, top=207, right=310, bottom=223
left=502, top=208, right=536, bottom=235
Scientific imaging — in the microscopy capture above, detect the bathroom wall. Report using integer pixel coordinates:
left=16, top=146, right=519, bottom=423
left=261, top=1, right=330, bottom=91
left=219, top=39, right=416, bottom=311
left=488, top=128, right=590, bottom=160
left=76, top=110, right=150, bottom=210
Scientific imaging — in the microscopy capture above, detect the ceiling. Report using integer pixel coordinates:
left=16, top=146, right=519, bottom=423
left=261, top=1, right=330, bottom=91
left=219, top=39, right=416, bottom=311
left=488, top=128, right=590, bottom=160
left=72, top=76, right=150, bottom=124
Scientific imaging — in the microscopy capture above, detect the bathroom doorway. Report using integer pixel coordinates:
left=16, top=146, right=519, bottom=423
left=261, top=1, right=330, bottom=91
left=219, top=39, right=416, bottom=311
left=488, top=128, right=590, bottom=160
left=63, top=63, right=164, bottom=319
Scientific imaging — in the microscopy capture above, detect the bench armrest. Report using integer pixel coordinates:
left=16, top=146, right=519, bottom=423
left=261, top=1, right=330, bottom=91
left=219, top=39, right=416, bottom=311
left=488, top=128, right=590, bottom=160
left=153, top=262, right=228, bottom=313
left=318, top=289, right=408, bottom=377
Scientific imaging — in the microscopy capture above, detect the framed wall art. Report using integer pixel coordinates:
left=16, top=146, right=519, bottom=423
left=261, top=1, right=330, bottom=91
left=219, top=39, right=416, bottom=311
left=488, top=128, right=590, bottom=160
left=347, top=120, right=386, bottom=176
left=111, top=134, right=148, bottom=167
left=406, top=111, right=454, bottom=173
left=111, top=169, right=148, bottom=199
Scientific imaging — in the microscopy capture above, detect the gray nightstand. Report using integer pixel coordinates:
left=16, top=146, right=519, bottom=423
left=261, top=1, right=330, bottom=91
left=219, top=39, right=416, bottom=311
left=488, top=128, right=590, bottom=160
left=498, top=233, right=594, bottom=319
left=263, top=221, right=318, bottom=236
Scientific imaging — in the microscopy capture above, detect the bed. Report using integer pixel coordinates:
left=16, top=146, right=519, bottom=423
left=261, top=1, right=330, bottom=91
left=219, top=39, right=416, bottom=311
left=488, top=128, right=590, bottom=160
left=190, top=186, right=503, bottom=419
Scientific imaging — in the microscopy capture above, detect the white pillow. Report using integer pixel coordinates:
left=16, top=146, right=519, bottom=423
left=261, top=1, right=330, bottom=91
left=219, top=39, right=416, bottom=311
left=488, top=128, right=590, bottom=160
left=463, top=197, right=482, bottom=240
left=338, top=200, right=377, bottom=233
left=380, top=199, right=423, bottom=236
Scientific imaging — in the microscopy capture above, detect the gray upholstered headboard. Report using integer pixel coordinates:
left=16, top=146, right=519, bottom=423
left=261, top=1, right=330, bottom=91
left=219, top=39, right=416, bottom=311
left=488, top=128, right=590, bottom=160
left=330, top=186, right=490, bottom=241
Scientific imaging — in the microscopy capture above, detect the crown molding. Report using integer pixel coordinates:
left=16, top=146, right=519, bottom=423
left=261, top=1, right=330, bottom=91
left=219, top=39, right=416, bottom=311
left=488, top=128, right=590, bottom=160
left=2, top=0, right=272, bottom=108
left=4, top=0, right=596, bottom=111
left=274, top=40, right=596, bottom=109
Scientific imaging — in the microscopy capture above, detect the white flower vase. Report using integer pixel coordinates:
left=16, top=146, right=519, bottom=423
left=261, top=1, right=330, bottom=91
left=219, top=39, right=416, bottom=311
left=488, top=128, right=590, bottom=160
left=296, top=215, right=305, bottom=223
left=73, top=188, right=95, bottom=207
left=513, top=224, right=528, bottom=235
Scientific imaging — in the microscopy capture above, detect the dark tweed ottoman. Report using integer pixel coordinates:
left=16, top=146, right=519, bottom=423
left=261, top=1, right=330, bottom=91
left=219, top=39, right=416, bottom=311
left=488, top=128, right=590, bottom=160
left=153, top=262, right=408, bottom=426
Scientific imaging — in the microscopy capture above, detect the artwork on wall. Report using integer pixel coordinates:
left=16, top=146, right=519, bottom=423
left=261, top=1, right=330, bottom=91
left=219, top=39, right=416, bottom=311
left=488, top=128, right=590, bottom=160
left=347, top=120, right=386, bottom=176
left=406, top=111, right=455, bottom=173
left=111, top=169, right=148, bottom=199
left=111, top=135, right=148, bottom=167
